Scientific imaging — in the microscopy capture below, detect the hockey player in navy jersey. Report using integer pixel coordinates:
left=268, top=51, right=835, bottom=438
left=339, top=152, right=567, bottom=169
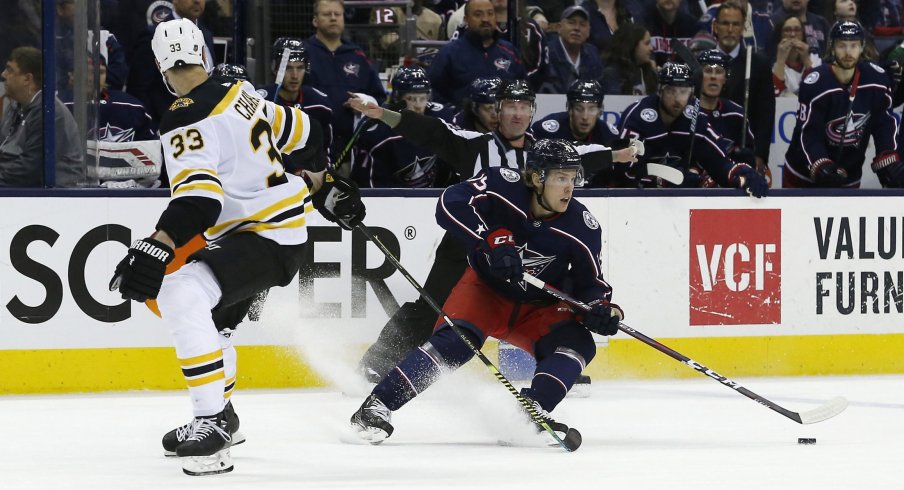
left=783, top=21, right=903, bottom=188
left=530, top=80, right=627, bottom=187
left=256, top=38, right=334, bottom=173
left=619, top=62, right=768, bottom=196
left=452, top=77, right=501, bottom=132
left=349, top=139, right=623, bottom=444
left=352, top=66, right=456, bottom=188
left=697, top=50, right=754, bottom=155
left=347, top=80, right=637, bottom=387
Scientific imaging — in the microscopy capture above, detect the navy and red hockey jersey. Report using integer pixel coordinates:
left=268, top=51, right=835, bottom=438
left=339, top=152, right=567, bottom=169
left=256, top=83, right=334, bottom=172
left=784, top=61, right=898, bottom=186
left=620, top=95, right=748, bottom=187
left=64, top=89, right=156, bottom=142
left=699, top=98, right=755, bottom=152
left=437, top=167, right=613, bottom=305
left=529, top=111, right=624, bottom=186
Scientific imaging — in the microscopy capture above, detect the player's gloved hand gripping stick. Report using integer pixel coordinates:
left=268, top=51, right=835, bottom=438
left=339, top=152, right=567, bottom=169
left=521, top=271, right=849, bottom=425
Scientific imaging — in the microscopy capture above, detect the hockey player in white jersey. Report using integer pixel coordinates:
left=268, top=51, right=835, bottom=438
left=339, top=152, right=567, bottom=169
left=108, top=18, right=366, bottom=476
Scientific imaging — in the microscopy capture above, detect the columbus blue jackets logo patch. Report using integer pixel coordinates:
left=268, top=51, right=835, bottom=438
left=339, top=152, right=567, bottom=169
left=583, top=211, right=599, bottom=230
left=640, top=108, right=658, bottom=122
left=804, top=71, right=819, bottom=84
left=146, top=0, right=173, bottom=26
left=870, top=62, right=885, bottom=74
left=343, top=62, right=360, bottom=77
left=499, top=167, right=521, bottom=182
left=683, top=105, right=697, bottom=119
left=541, top=120, right=559, bottom=132
left=494, top=58, right=512, bottom=71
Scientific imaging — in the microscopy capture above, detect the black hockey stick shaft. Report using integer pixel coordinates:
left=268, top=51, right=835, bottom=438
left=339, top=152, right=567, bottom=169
left=740, top=47, right=752, bottom=149
left=355, top=224, right=578, bottom=451
left=334, top=117, right=372, bottom=175
left=835, top=69, right=861, bottom=165
left=522, top=272, right=848, bottom=425
left=670, top=39, right=703, bottom=169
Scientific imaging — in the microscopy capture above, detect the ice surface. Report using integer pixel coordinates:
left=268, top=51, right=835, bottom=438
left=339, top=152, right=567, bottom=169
left=1, top=374, right=901, bottom=489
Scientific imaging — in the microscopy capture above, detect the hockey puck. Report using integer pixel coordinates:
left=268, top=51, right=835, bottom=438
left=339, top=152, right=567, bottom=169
left=797, top=438, right=816, bottom=445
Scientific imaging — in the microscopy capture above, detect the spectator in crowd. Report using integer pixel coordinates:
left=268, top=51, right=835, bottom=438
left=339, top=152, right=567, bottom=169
left=618, top=62, right=768, bottom=195
left=539, top=6, right=604, bottom=94
left=715, top=1, right=776, bottom=175
left=526, top=0, right=572, bottom=29
left=370, top=0, right=444, bottom=64
left=642, top=0, right=699, bottom=67
left=860, top=0, right=903, bottom=34
left=697, top=50, right=756, bottom=165
left=783, top=21, right=901, bottom=187
left=772, top=15, right=821, bottom=95
left=353, top=66, right=456, bottom=188
left=0, top=47, right=85, bottom=187
left=127, top=0, right=216, bottom=126
left=531, top=79, right=628, bottom=187
left=305, top=0, right=386, bottom=159
left=257, top=38, right=334, bottom=173
left=0, top=0, right=41, bottom=64
left=601, top=24, right=658, bottom=95
left=452, top=77, right=502, bottom=132
left=580, top=0, right=639, bottom=53
left=823, top=0, right=878, bottom=58
left=699, top=0, right=775, bottom=54
left=771, top=0, right=830, bottom=55
left=430, top=0, right=527, bottom=106
left=111, top=0, right=178, bottom=60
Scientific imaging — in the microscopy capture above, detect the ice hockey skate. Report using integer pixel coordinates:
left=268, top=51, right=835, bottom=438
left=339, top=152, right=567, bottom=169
left=176, top=410, right=234, bottom=476
left=349, top=394, right=394, bottom=444
left=163, top=400, right=245, bottom=457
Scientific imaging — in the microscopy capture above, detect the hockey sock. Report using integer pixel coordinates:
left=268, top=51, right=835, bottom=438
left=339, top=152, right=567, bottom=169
left=220, top=333, right=237, bottom=400
left=373, top=324, right=482, bottom=411
left=158, top=261, right=227, bottom=417
left=521, top=347, right=587, bottom=412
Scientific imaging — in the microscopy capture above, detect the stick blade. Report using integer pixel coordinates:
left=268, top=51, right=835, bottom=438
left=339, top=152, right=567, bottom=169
left=798, top=397, right=849, bottom=424
left=647, top=163, right=685, bottom=185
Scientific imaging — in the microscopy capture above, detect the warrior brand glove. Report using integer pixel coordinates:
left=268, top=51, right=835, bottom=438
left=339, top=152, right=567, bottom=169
left=735, top=165, right=769, bottom=198
left=312, top=169, right=366, bottom=230
left=810, top=158, right=848, bottom=187
left=480, top=227, right=523, bottom=283
left=584, top=302, right=624, bottom=336
left=872, top=151, right=904, bottom=188
left=109, top=237, right=174, bottom=302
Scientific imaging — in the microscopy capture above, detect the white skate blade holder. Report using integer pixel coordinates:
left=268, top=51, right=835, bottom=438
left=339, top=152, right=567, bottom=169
left=182, top=448, right=234, bottom=476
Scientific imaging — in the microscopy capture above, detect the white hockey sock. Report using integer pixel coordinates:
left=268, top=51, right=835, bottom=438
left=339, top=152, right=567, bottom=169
left=220, top=333, right=237, bottom=400
left=158, top=261, right=227, bottom=417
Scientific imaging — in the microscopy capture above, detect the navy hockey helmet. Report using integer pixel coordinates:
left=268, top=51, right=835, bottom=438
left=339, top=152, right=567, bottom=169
left=390, top=66, right=431, bottom=101
left=697, top=49, right=731, bottom=70
left=566, top=79, right=604, bottom=108
left=271, top=37, right=307, bottom=73
left=830, top=21, right=865, bottom=43
left=213, top=63, right=250, bottom=82
left=526, top=139, right=585, bottom=187
left=468, top=77, right=503, bottom=104
left=658, top=62, right=695, bottom=87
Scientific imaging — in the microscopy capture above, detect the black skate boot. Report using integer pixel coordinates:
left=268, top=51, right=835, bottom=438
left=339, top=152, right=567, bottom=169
left=349, top=394, right=394, bottom=444
left=176, top=410, right=233, bottom=476
left=519, top=393, right=582, bottom=451
left=162, top=400, right=245, bottom=457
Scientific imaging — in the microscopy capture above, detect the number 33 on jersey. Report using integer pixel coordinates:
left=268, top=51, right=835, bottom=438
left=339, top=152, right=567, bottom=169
left=158, top=79, right=318, bottom=247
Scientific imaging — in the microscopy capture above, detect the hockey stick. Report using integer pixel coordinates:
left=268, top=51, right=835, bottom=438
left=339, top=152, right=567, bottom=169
left=521, top=272, right=849, bottom=425
left=835, top=69, right=861, bottom=166
left=272, top=47, right=291, bottom=102
left=670, top=39, right=703, bottom=170
left=333, top=116, right=374, bottom=176
left=647, top=163, right=685, bottom=186
left=740, top=47, right=752, bottom=149
left=355, top=223, right=581, bottom=451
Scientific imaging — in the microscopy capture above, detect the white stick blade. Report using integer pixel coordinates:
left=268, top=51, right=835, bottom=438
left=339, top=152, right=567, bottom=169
left=799, top=396, right=848, bottom=424
left=647, top=163, right=685, bottom=185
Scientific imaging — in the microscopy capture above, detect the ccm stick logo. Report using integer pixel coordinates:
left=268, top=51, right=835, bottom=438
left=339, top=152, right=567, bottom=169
left=689, top=209, right=782, bottom=326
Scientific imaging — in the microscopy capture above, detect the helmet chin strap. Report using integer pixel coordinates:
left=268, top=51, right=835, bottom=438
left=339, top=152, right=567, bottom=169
left=534, top=183, right=557, bottom=214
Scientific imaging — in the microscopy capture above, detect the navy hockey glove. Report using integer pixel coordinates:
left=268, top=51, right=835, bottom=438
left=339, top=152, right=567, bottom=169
left=480, top=227, right=523, bottom=283
left=872, top=151, right=904, bottom=188
left=312, top=169, right=366, bottom=230
left=730, top=147, right=756, bottom=168
left=109, top=237, right=174, bottom=302
left=810, top=158, right=848, bottom=187
left=735, top=166, right=769, bottom=198
left=583, top=302, right=624, bottom=336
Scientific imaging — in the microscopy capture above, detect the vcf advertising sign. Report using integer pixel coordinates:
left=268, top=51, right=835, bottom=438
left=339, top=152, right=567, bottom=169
left=689, top=209, right=781, bottom=325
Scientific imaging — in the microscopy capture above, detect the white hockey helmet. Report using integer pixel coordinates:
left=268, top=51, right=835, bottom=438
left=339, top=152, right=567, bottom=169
left=151, top=18, right=206, bottom=72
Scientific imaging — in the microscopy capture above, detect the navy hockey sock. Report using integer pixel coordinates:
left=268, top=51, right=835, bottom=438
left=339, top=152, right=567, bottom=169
left=524, top=325, right=596, bottom=411
left=373, top=324, right=482, bottom=411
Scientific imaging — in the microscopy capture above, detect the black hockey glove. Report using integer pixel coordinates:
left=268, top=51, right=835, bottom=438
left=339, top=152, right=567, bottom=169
left=735, top=166, right=769, bottom=198
left=312, top=169, right=366, bottom=230
left=730, top=147, right=756, bottom=168
left=872, top=151, right=904, bottom=188
left=583, top=302, right=624, bottom=336
left=479, top=227, right=523, bottom=283
left=810, top=158, right=848, bottom=187
left=109, top=237, right=174, bottom=302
